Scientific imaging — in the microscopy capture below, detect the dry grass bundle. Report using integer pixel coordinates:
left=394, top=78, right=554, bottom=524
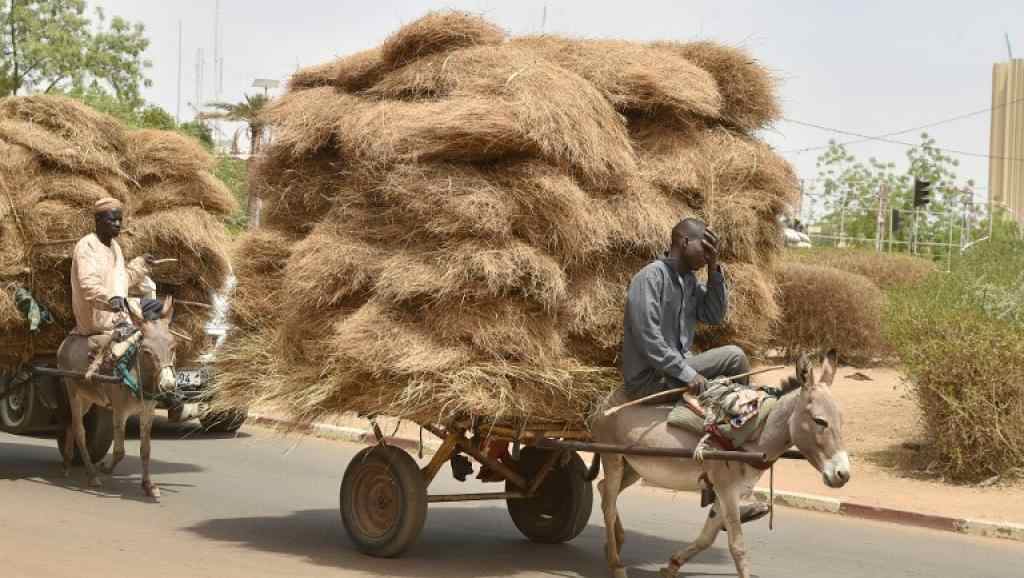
left=0, top=282, right=21, bottom=332
left=271, top=73, right=636, bottom=189
left=255, top=147, right=359, bottom=236
left=634, top=121, right=798, bottom=213
left=26, top=175, right=119, bottom=209
left=334, top=48, right=387, bottom=92
left=0, top=120, right=123, bottom=176
left=650, top=41, right=780, bottom=132
left=380, top=10, right=505, bottom=69
left=513, top=36, right=722, bottom=120
left=0, top=140, right=42, bottom=174
left=289, top=59, right=343, bottom=92
left=0, top=95, right=127, bottom=154
left=134, top=171, right=239, bottom=217
left=228, top=230, right=293, bottom=331
left=376, top=161, right=613, bottom=264
left=22, top=200, right=94, bottom=245
left=122, top=208, right=230, bottom=288
left=124, top=129, right=215, bottom=181
left=784, top=248, right=937, bottom=290
left=773, top=262, right=886, bottom=364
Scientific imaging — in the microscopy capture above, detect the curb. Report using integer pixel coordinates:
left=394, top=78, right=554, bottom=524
left=247, top=413, right=1023, bottom=544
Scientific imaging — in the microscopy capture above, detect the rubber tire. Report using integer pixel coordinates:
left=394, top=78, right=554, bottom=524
left=340, top=445, right=428, bottom=558
left=199, top=408, right=248, bottom=433
left=57, top=406, right=114, bottom=466
left=506, top=448, right=593, bottom=544
left=0, top=381, right=36, bottom=433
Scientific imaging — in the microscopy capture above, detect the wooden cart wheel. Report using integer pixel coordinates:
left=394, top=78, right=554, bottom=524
left=340, top=445, right=427, bottom=558
left=506, top=447, right=593, bottom=544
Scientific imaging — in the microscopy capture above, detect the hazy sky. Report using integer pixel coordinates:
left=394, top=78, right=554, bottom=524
left=95, top=0, right=1023, bottom=197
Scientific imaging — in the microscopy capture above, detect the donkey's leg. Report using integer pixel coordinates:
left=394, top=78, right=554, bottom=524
left=598, top=454, right=628, bottom=578
left=660, top=502, right=725, bottom=578
left=716, top=481, right=753, bottom=578
left=70, top=395, right=101, bottom=487
left=614, top=462, right=642, bottom=553
left=60, top=383, right=77, bottom=477
left=139, top=402, right=160, bottom=499
left=100, top=401, right=128, bottom=475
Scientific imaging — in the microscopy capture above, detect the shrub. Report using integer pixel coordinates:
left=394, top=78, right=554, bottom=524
left=886, top=240, right=1024, bottom=481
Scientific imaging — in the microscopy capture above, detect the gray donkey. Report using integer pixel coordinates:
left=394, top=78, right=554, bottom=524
left=590, top=350, right=850, bottom=578
left=58, top=296, right=178, bottom=499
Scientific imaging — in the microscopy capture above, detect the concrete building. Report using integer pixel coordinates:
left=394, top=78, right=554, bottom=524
left=989, top=59, right=1024, bottom=224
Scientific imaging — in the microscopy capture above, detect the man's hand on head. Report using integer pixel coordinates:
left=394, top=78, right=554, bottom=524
left=702, top=227, right=720, bottom=273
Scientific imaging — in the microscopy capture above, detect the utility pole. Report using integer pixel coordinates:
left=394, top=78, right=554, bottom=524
left=875, top=183, right=888, bottom=252
left=176, top=21, right=182, bottom=123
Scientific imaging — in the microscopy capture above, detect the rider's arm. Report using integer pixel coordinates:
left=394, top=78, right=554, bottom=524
left=695, top=265, right=728, bottom=325
left=626, top=267, right=698, bottom=385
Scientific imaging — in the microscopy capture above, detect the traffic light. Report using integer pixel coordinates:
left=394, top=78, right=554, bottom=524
left=913, top=178, right=932, bottom=208
left=891, top=208, right=902, bottom=233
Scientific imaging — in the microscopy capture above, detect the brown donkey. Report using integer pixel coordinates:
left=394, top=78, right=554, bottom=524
left=58, top=296, right=177, bottom=499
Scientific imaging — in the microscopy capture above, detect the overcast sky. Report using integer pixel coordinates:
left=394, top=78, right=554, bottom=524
left=95, top=0, right=1023, bottom=197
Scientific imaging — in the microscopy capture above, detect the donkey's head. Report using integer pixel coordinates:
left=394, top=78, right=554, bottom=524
left=127, top=296, right=177, bottom=394
left=789, top=349, right=850, bottom=488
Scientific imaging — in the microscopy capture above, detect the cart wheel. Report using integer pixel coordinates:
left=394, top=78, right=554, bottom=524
left=506, top=447, right=593, bottom=544
left=340, top=445, right=427, bottom=558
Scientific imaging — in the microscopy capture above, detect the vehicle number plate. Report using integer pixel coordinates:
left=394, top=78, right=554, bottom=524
left=176, top=369, right=202, bottom=387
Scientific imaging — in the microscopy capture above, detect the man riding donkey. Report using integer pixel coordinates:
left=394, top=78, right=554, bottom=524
left=619, top=217, right=768, bottom=521
left=60, top=197, right=178, bottom=498
left=591, top=216, right=852, bottom=578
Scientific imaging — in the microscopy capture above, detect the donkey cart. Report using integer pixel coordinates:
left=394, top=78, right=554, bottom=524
left=339, top=417, right=781, bottom=558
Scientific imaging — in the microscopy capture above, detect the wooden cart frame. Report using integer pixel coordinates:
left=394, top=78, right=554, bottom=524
left=339, top=416, right=802, bottom=558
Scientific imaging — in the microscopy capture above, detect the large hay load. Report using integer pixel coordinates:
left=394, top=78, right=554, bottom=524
left=213, top=11, right=797, bottom=427
left=0, top=95, right=236, bottom=365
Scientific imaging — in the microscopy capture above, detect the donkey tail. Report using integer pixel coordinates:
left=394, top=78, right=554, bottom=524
left=585, top=453, right=601, bottom=481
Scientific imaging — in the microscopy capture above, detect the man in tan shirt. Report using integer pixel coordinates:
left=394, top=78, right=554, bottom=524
left=71, top=198, right=151, bottom=341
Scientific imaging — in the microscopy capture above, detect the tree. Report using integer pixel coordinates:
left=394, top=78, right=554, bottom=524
left=810, top=133, right=978, bottom=258
left=203, top=93, right=269, bottom=228
left=0, top=1, right=150, bottom=108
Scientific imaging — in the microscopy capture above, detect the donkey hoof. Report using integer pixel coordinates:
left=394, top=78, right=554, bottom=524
left=87, top=476, right=102, bottom=488
left=143, top=482, right=160, bottom=499
left=611, top=567, right=628, bottom=578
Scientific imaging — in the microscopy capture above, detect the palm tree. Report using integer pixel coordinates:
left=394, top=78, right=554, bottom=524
left=203, top=93, right=269, bottom=227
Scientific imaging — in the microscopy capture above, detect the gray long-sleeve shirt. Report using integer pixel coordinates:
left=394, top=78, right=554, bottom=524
left=621, top=258, right=728, bottom=392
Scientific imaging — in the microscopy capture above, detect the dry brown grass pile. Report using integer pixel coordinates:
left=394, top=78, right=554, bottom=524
left=773, top=262, right=887, bottom=365
left=0, top=95, right=234, bottom=364
left=212, top=11, right=795, bottom=427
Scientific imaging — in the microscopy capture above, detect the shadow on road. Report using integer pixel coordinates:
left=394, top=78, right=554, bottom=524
left=0, top=440, right=203, bottom=503
left=187, top=505, right=731, bottom=577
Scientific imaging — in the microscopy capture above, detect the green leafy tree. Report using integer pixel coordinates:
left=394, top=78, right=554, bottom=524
left=202, top=93, right=268, bottom=228
left=810, top=133, right=979, bottom=258
left=0, top=1, right=150, bottom=108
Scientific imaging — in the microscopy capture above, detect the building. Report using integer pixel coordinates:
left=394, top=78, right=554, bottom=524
left=989, top=59, right=1024, bottom=224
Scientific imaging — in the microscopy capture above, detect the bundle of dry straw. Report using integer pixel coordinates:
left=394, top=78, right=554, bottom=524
left=213, top=11, right=796, bottom=427
left=0, top=95, right=236, bottom=364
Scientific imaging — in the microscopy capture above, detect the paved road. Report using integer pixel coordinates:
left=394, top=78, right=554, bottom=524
left=2, top=421, right=1021, bottom=578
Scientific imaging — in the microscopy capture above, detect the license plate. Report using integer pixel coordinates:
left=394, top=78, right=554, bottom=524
left=176, top=369, right=202, bottom=387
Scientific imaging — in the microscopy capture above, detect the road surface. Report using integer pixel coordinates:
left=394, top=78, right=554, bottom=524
left=2, top=420, right=1021, bottom=578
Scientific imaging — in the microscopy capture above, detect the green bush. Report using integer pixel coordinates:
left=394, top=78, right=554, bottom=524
left=784, top=247, right=936, bottom=290
left=886, top=240, right=1024, bottom=481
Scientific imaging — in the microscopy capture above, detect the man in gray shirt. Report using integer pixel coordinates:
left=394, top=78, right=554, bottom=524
left=621, top=217, right=750, bottom=401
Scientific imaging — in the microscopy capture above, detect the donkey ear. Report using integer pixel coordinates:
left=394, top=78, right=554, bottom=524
left=819, top=349, right=839, bottom=386
left=797, top=352, right=815, bottom=389
left=161, top=295, right=174, bottom=321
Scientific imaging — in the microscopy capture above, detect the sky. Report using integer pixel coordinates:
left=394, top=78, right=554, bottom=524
left=94, top=0, right=1023, bottom=199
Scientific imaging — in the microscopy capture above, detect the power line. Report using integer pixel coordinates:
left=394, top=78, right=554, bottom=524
left=781, top=95, right=1024, bottom=154
left=779, top=117, right=1024, bottom=162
